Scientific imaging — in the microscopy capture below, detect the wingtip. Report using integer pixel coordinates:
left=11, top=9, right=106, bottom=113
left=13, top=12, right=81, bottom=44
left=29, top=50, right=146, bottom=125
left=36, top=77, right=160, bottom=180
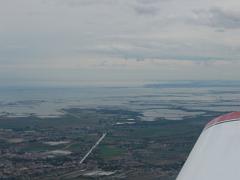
left=204, top=112, right=240, bottom=130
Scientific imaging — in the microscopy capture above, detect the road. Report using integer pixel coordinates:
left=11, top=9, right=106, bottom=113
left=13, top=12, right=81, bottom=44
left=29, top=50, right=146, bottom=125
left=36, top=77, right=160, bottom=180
left=79, top=133, right=107, bottom=164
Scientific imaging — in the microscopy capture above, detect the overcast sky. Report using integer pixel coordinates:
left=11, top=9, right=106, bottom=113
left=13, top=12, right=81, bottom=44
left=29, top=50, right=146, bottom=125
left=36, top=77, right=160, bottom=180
left=1, top=0, right=240, bottom=86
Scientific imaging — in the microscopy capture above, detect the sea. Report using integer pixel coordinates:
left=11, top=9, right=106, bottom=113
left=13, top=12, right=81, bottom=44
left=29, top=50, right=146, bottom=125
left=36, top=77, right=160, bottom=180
left=0, top=81, right=240, bottom=121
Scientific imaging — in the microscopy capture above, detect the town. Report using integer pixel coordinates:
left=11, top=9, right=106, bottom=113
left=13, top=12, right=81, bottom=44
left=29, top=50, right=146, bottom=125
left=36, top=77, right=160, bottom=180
left=0, top=107, right=222, bottom=179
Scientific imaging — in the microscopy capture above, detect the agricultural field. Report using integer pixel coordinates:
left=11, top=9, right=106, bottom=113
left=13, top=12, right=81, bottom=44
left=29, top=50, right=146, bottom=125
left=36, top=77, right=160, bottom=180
left=0, top=107, right=223, bottom=179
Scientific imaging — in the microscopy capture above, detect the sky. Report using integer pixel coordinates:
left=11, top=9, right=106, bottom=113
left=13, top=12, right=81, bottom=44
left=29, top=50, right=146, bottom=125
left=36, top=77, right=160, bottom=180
left=1, top=0, right=240, bottom=86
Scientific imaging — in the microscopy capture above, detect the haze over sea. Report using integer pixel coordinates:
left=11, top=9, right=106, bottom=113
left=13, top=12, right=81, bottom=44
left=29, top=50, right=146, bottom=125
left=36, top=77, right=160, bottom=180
left=1, top=80, right=240, bottom=121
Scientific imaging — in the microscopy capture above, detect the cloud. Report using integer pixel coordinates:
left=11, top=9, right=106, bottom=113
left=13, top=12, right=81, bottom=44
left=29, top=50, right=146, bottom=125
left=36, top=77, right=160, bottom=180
left=132, top=0, right=168, bottom=16
left=74, top=36, right=239, bottom=62
left=133, top=5, right=159, bottom=16
left=1, top=0, right=240, bottom=84
left=136, top=0, right=166, bottom=5
left=47, top=0, right=119, bottom=7
left=192, top=7, right=240, bottom=29
left=57, top=0, right=162, bottom=16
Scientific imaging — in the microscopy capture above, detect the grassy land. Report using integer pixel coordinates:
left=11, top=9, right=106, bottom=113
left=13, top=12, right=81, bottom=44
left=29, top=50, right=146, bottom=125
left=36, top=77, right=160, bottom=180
left=0, top=108, right=225, bottom=180
left=98, top=145, right=125, bottom=160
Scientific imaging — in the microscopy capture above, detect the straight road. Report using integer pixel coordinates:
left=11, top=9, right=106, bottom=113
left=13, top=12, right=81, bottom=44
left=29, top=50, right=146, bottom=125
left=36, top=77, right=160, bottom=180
left=79, top=133, right=107, bottom=164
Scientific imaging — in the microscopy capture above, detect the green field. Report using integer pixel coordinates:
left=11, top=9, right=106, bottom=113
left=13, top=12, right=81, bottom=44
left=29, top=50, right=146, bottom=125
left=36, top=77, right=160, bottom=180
left=98, top=145, right=125, bottom=160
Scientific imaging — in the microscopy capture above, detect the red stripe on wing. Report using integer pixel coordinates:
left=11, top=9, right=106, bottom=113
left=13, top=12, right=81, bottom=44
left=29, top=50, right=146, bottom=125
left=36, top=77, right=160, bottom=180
left=205, top=112, right=240, bottom=130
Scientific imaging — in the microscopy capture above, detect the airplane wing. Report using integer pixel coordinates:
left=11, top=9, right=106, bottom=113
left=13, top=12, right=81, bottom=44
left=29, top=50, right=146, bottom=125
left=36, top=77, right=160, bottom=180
left=177, top=112, right=240, bottom=180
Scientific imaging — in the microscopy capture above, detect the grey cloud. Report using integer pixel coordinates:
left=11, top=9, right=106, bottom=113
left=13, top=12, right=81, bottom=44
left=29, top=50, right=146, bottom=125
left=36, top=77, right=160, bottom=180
left=193, top=7, right=240, bottom=29
left=1, top=0, right=240, bottom=68
left=133, top=0, right=167, bottom=16
left=56, top=0, right=163, bottom=7
left=57, top=0, right=161, bottom=16
left=76, top=37, right=238, bottom=62
left=133, top=5, right=159, bottom=16
left=52, top=0, right=118, bottom=7
left=136, top=0, right=166, bottom=4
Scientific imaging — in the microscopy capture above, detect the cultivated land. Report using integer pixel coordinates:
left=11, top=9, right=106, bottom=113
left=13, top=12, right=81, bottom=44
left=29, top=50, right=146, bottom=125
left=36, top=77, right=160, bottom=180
left=0, top=108, right=223, bottom=180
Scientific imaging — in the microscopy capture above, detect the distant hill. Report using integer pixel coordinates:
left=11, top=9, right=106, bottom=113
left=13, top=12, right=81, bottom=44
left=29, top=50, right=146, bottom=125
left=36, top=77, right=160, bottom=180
left=144, top=80, right=240, bottom=88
